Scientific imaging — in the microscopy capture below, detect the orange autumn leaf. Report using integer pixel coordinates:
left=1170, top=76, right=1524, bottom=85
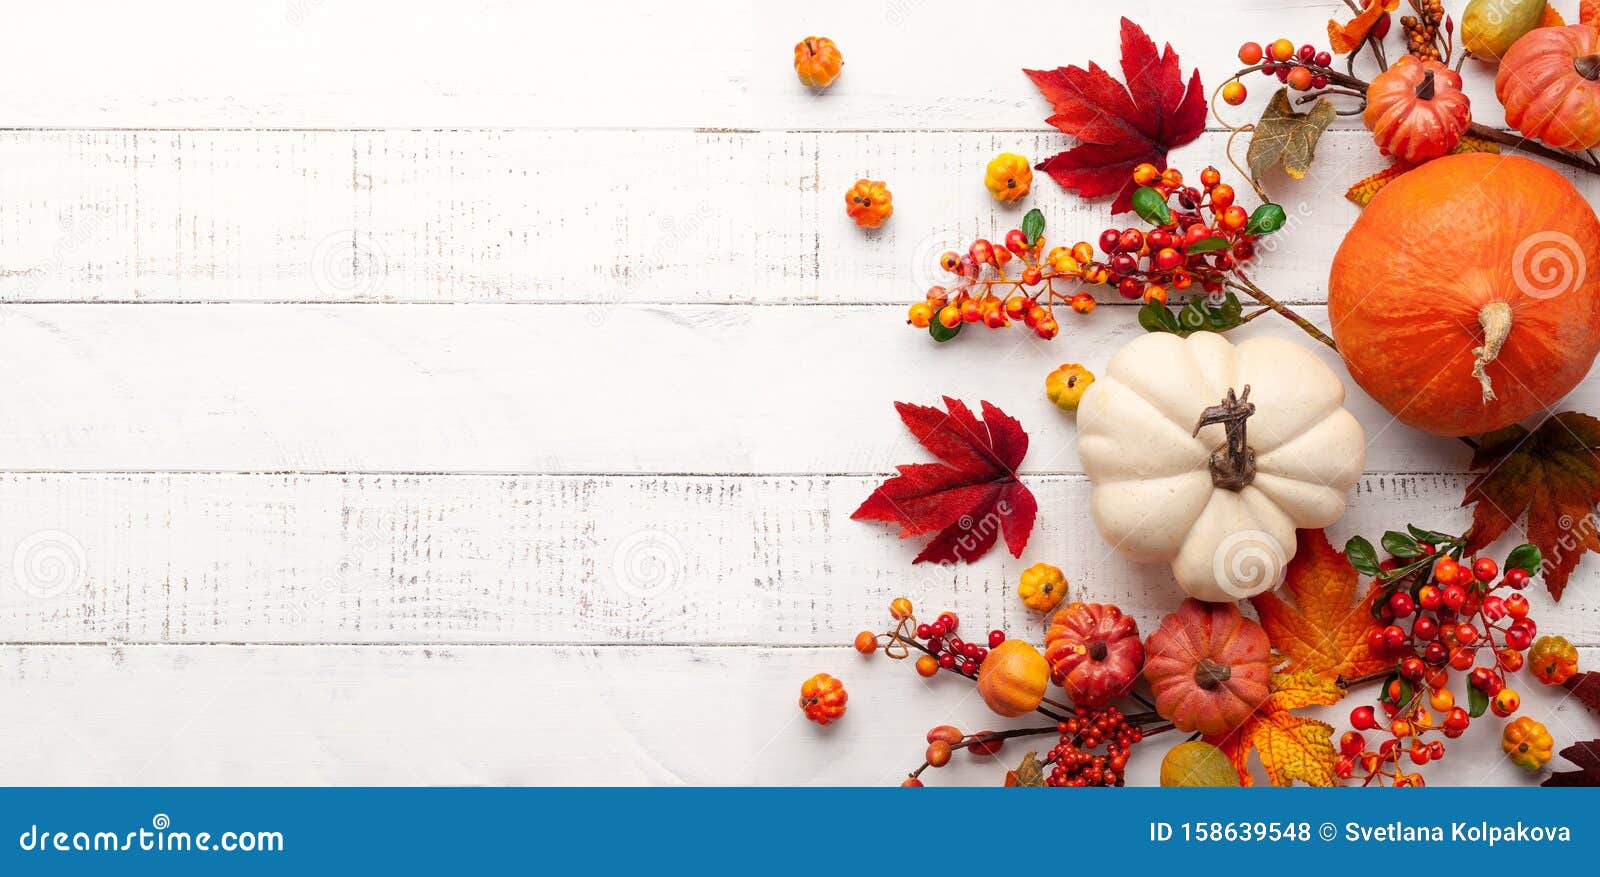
left=1544, top=4, right=1567, bottom=27
left=1251, top=528, right=1388, bottom=682
left=1328, top=0, right=1400, bottom=54
left=1584, top=0, right=1599, bottom=28
left=1207, top=671, right=1343, bottom=787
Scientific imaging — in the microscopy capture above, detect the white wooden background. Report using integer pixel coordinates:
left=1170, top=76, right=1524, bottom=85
left=0, top=0, right=1595, bottom=786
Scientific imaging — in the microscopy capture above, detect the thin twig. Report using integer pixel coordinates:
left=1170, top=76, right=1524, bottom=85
left=1225, top=277, right=1337, bottom=349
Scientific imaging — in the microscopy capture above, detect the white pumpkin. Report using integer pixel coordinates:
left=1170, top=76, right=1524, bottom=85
left=1076, top=332, right=1365, bottom=601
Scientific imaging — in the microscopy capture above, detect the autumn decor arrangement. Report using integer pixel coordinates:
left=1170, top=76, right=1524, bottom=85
left=807, top=3, right=1600, bottom=787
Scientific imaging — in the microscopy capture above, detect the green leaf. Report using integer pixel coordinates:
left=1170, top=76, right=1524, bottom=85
left=1138, top=301, right=1181, bottom=334
left=1022, top=208, right=1046, bottom=247
left=1245, top=203, right=1287, bottom=236
left=1246, top=89, right=1336, bottom=182
left=1185, top=235, right=1230, bottom=255
left=1131, top=187, right=1173, bottom=226
left=928, top=318, right=961, bottom=343
left=1468, top=684, right=1489, bottom=718
left=1506, top=544, right=1542, bottom=575
left=1382, top=530, right=1422, bottom=558
left=1346, top=536, right=1380, bottom=577
left=1176, top=292, right=1244, bottom=335
left=1406, top=525, right=1454, bottom=546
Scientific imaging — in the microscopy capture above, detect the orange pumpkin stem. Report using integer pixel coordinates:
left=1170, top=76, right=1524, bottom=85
left=1471, top=301, right=1513, bottom=403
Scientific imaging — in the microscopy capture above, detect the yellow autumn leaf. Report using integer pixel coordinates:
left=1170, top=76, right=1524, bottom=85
left=1344, top=135, right=1501, bottom=207
left=1206, top=670, right=1343, bottom=787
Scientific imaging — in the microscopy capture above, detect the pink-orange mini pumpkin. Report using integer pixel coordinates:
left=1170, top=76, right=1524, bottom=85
left=1143, top=599, right=1271, bottom=736
left=1364, top=54, right=1470, bottom=163
left=1497, top=25, right=1600, bottom=150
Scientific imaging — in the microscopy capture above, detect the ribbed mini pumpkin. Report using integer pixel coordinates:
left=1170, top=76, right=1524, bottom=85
left=1143, top=600, right=1271, bottom=736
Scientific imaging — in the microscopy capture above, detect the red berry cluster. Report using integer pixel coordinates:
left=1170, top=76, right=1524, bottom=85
left=856, top=599, right=1008, bottom=681
left=1337, top=532, right=1541, bottom=787
left=909, top=228, right=1096, bottom=341
left=912, top=611, right=1005, bottom=677
left=1043, top=706, right=1142, bottom=787
left=1096, top=164, right=1262, bottom=305
left=1225, top=38, right=1336, bottom=105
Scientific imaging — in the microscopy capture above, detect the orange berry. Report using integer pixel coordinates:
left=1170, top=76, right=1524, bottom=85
left=1219, top=204, right=1248, bottom=231
left=1269, top=38, right=1295, bottom=62
left=1132, top=162, right=1161, bottom=185
left=1159, top=168, right=1183, bottom=187
left=936, top=304, right=961, bottom=329
left=1071, top=242, right=1096, bottom=264
left=1221, top=81, right=1247, bottom=106
left=915, top=654, right=939, bottom=677
left=907, top=302, right=933, bottom=328
left=1004, top=296, right=1028, bottom=318
left=1069, top=292, right=1096, bottom=314
left=939, top=251, right=962, bottom=273
left=1143, top=284, right=1168, bottom=305
left=1286, top=66, right=1313, bottom=91
left=1238, top=42, right=1264, bottom=65
left=1035, top=317, right=1059, bottom=339
left=1433, top=557, right=1460, bottom=585
left=1492, top=688, right=1521, bottom=717
left=925, top=740, right=952, bottom=767
left=1429, top=688, right=1454, bottom=712
left=854, top=630, right=878, bottom=654
left=1210, top=183, right=1235, bottom=209
left=1200, top=166, right=1221, bottom=189
left=889, top=597, right=914, bottom=620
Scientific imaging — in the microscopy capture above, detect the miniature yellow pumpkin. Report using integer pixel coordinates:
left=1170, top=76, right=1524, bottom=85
left=1045, top=364, right=1095, bottom=411
left=976, top=639, right=1049, bottom=717
left=1501, top=716, right=1553, bottom=770
left=1017, top=562, right=1067, bottom=612
left=793, top=37, right=843, bottom=88
left=984, top=153, right=1032, bottom=202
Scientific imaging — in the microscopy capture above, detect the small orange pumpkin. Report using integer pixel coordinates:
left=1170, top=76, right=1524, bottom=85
left=976, top=639, right=1049, bottom=718
left=1497, top=25, right=1600, bottom=150
left=1143, top=600, right=1271, bottom=736
left=799, top=673, right=847, bottom=725
left=844, top=179, right=893, bottom=228
left=984, top=153, right=1032, bottom=202
left=1329, top=153, right=1600, bottom=436
left=1364, top=54, right=1470, bottom=163
left=1528, top=635, right=1580, bottom=685
left=1043, top=602, right=1143, bottom=708
left=794, top=36, right=843, bottom=88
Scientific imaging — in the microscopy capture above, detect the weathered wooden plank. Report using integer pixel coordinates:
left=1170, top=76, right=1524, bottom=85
left=1, top=472, right=1595, bottom=646
left=2, top=302, right=1548, bottom=474
left=1, top=643, right=1591, bottom=785
left=0, top=128, right=1400, bottom=305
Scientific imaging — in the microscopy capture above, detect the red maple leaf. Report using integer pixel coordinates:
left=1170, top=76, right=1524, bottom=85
left=852, top=397, right=1037, bottom=565
left=1024, top=18, right=1206, bottom=214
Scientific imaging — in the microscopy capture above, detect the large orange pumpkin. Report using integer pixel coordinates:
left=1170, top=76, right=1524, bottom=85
left=1497, top=25, right=1600, bottom=150
left=976, top=639, right=1049, bottom=718
left=1143, top=600, right=1270, bottom=736
left=1329, top=153, right=1600, bottom=436
left=1364, top=55, right=1470, bottom=163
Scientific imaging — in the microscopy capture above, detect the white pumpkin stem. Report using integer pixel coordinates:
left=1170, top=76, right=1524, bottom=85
left=1192, top=386, right=1256, bottom=491
left=1471, top=301, right=1512, bottom=404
